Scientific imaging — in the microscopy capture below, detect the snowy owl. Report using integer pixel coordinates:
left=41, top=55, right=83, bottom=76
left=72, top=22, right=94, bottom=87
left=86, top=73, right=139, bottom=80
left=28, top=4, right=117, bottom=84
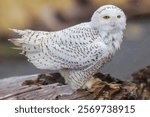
left=9, top=5, right=126, bottom=90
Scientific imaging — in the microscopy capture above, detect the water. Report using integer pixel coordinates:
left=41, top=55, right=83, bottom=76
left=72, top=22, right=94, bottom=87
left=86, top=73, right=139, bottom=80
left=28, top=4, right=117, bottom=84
left=0, top=18, right=150, bottom=80
left=0, top=58, right=48, bottom=79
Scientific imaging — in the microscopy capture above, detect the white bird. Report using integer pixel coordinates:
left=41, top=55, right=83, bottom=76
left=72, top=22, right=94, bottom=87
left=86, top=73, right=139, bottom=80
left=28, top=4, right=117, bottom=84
left=9, top=5, right=126, bottom=90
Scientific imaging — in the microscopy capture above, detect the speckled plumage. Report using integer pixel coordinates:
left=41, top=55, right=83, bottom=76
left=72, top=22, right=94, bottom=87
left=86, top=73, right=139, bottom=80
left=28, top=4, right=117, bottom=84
left=9, top=5, right=126, bottom=90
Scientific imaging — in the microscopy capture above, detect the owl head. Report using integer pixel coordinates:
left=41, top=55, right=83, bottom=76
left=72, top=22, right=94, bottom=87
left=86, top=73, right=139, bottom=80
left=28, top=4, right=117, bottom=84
left=91, top=5, right=126, bottom=33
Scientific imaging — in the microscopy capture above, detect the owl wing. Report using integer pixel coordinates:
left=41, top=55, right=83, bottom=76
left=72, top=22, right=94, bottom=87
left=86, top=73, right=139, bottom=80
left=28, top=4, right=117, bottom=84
left=44, top=23, right=106, bottom=70
left=9, top=23, right=106, bottom=70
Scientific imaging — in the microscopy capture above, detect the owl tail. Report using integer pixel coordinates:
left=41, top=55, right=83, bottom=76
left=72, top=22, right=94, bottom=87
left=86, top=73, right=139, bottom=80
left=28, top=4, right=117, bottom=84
left=8, top=28, right=48, bottom=69
left=8, top=29, right=41, bottom=51
left=8, top=28, right=41, bottom=54
left=8, top=29, right=26, bottom=47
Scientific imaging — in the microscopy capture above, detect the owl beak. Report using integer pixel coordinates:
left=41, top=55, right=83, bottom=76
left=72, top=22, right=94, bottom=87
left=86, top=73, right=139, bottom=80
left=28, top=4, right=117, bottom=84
left=110, top=16, right=118, bottom=27
left=110, top=22, right=116, bottom=27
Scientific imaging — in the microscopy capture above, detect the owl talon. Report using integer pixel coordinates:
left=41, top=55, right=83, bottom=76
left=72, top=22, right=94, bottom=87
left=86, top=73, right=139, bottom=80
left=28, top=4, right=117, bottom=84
left=82, top=77, right=101, bottom=89
left=108, top=83, right=121, bottom=89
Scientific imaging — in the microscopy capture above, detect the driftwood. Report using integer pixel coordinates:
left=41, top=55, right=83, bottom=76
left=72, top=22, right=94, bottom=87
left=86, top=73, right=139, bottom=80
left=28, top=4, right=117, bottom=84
left=0, top=66, right=150, bottom=100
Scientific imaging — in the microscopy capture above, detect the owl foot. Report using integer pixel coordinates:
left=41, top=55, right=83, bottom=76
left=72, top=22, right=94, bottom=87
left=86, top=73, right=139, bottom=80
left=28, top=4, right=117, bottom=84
left=107, top=83, right=121, bottom=89
left=82, top=77, right=101, bottom=89
left=82, top=77, right=121, bottom=91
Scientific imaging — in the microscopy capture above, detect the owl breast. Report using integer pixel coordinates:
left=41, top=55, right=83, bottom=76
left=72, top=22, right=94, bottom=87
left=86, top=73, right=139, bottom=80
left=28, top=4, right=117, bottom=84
left=85, top=31, right=123, bottom=75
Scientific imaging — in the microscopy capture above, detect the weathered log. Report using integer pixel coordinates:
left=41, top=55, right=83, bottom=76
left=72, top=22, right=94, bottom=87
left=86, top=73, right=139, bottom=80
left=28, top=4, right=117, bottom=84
left=0, top=66, right=150, bottom=100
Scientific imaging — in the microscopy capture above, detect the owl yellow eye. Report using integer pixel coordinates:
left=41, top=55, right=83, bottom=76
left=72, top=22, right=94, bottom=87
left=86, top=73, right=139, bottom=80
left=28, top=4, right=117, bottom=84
left=103, top=16, right=110, bottom=19
left=117, top=15, right=121, bottom=18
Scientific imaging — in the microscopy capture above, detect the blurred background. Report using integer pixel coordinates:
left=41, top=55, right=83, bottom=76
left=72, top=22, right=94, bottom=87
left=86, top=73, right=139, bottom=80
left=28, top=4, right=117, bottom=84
left=0, top=0, right=150, bottom=80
